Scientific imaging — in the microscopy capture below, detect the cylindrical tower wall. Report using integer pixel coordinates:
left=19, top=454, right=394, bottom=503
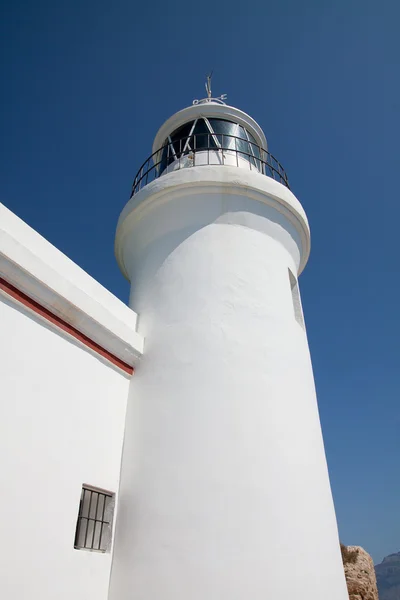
left=110, top=166, right=348, bottom=600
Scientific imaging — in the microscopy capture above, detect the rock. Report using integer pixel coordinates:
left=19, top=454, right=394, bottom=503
left=342, top=544, right=379, bottom=600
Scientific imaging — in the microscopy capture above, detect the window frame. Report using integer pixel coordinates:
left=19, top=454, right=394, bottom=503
left=74, top=484, right=115, bottom=553
left=288, top=269, right=305, bottom=329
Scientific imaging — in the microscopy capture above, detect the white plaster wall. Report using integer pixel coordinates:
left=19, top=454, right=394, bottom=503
left=0, top=294, right=130, bottom=600
left=110, top=175, right=348, bottom=599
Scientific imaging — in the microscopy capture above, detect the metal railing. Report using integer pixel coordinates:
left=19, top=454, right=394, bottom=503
left=130, top=133, right=290, bottom=197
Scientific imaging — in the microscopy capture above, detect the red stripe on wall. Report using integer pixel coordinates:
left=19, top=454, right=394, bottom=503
left=0, top=276, right=134, bottom=375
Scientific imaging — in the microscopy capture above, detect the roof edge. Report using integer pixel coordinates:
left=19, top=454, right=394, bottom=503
left=0, top=203, right=144, bottom=367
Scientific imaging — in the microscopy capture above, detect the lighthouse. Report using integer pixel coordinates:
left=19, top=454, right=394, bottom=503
left=109, top=85, right=349, bottom=600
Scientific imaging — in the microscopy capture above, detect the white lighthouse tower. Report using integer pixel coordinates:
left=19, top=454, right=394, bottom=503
left=110, top=86, right=348, bottom=600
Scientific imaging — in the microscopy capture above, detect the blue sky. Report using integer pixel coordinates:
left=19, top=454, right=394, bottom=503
left=1, top=0, right=399, bottom=563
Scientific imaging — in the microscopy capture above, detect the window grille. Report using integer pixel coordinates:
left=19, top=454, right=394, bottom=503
left=74, top=485, right=114, bottom=552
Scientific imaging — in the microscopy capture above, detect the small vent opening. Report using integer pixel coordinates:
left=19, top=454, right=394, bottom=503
left=74, top=485, right=115, bottom=552
left=288, top=269, right=305, bottom=329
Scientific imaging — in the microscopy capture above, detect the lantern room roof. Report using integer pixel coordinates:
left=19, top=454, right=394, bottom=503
left=152, top=101, right=268, bottom=155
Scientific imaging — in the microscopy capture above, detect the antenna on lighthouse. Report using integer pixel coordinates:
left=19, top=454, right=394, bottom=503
left=193, top=72, right=227, bottom=105
left=205, top=71, right=213, bottom=99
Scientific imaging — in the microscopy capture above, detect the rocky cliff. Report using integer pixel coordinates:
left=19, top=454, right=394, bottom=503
left=341, top=544, right=379, bottom=600
left=375, top=552, right=400, bottom=600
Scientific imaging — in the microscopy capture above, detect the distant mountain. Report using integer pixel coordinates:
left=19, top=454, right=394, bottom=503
left=375, top=552, right=400, bottom=600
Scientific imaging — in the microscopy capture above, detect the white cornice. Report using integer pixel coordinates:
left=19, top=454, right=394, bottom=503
left=116, top=166, right=311, bottom=279
left=0, top=203, right=144, bottom=367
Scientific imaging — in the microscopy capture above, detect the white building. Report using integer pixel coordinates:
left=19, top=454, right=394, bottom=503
left=0, top=92, right=348, bottom=600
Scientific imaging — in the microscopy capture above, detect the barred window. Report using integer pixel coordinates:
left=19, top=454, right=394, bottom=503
left=74, top=485, right=115, bottom=552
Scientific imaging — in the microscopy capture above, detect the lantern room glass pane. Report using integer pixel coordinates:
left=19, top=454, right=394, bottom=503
left=170, top=121, right=194, bottom=155
left=158, top=117, right=262, bottom=174
left=193, top=119, right=217, bottom=150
